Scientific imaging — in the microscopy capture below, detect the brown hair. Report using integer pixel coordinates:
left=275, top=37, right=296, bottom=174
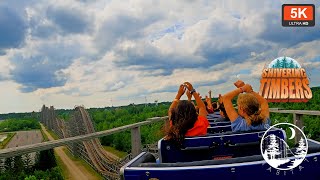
left=212, top=102, right=218, bottom=109
left=218, top=103, right=229, bottom=120
left=237, top=93, right=265, bottom=126
left=167, top=100, right=198, bottom=146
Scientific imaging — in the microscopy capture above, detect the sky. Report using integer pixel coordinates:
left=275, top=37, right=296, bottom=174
left=0, top=0, right=320, bottom=113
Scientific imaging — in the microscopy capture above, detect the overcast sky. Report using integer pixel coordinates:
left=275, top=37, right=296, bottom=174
left=0, top=0, right=319, bottom=113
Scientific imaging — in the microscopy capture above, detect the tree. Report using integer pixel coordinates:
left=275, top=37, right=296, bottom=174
left=4, top=157, right=13, bottom=172
left=281, top=57, right=288, bottom=68
left=275, top=59, right=282, bottom=68
left=23, top=153, right=33, bottom=172
left=13, top=156, right=24, bottom=173
left=295, top=138, right=307, bottom=158
left=48, top=167, right=63, bottom=180
left=289, top=60, right=295, bottom=68
left=35, top=149, right=56, bottom=170
left=24, top=175, right=37, bottom=180
left=265, top=134, right=281, bottom=159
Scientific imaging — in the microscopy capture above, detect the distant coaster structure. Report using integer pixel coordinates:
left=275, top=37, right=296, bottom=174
left=40, top=105, right=128, bottom=179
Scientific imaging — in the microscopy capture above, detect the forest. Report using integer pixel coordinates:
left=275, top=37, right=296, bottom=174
left=0, top=112, right=37, bottom=121
left=0, top=118, right=40, bottom=132
left=0, top=149, right=63, bottom=180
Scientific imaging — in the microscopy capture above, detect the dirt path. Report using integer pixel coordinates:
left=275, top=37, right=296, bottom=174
left=40, top=124, right=101, bottom=180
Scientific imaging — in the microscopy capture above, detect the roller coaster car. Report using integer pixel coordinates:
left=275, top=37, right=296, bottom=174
left=120, top=129, right=320, bottom=180
left=159, top=129, right=285, bottom=163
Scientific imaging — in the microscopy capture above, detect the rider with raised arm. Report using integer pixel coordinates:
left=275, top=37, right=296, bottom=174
left=205, top=90, right=214, bottom=114
left=166, top=82, right=209, bottom=145
left=220, top=80, right=270, bottom=132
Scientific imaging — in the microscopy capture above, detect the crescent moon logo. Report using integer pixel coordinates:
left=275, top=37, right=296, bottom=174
left=260, top=123, right=308, bottom=171
left=289, top=127, right=296, bottom=140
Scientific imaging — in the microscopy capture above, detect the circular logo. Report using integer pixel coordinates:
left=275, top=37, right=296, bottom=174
left=260, top=123, right=308, bottom=170
left=268, top=57, right=301, bottom=69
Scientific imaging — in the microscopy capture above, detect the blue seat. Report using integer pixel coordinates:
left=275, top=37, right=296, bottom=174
left=208, top=119, right=219, bottom=123
left=207, top=114, right=222, bottom=123
left=209, top=122, right=231, bottom=127
left=158, top=128, right=286, bottom=163
left=213, top=111, right=220, bottom=115
left=207, top=114, right=221, bottom=119
left=207, top=125, right=232, bottom=134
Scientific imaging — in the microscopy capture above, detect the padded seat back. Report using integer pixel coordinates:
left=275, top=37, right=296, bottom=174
left=207, top=114, right=221, bottom=120
left=207, top=113, right=221, bottom=121
left=209, top=122, right=231, bottom=127
left=159, top=128, right=286, bottom=163
left=207, top=125, right=232, bottom=134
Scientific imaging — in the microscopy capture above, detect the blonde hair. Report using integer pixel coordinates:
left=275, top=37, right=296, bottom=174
left=237, top=93, right=266, bottom=126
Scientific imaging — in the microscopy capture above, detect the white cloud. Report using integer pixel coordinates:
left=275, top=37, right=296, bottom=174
left=0, top=0, right=319, bottom=113
left=0, top=54, right=13, bottom=80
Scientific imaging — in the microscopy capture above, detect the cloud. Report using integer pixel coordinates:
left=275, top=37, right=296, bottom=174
left=0, top=0, right=320, bottom=113
left=112, top=40, right=207, bottom=75
left=105, top=81, right=126, bottom=92
left=10, top=55, right=68, bottom=92
left=279, top=41, right=320, bottom=63
left=257, top=12, right=320, bottom=46
left=108, top=3, right=281, bottom=73
left=0, top=53, right=13, bottom=80
left=55, top=53, right=139, bottom=96
left=8, top=34, right=94, bottom=92
left=0, top=5, right=27, bottom=50
left=46, top=4, right=92, bottom=34
left=94, top=8, right=162, bottom=52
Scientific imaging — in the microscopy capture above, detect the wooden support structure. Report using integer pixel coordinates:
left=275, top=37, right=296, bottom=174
left=131, top=127, right=141, bottom=157
left=293, top=113, right=304, bottom=144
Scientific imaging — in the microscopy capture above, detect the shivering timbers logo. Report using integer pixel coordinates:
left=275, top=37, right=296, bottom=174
left=260, top=123, right=308, bottom=171
left=259, top=57, right=312, bottom=102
